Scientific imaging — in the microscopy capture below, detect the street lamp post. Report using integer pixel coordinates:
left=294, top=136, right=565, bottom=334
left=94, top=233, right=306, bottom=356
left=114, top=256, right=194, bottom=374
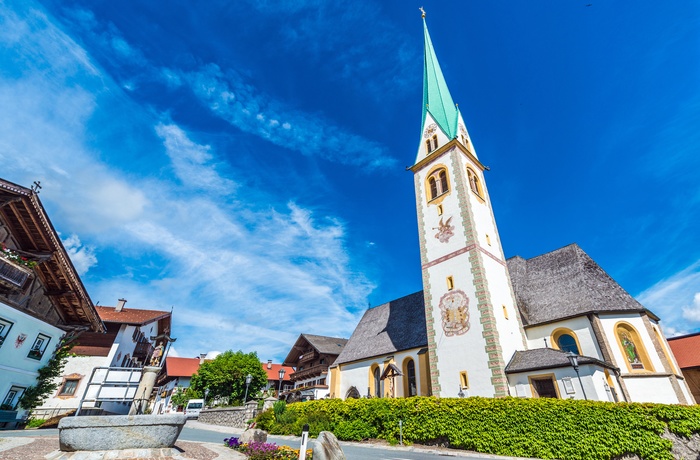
left=243, top=374, right=253, bottom=403
left=567, top=352, right=588, bottom=400
left=278, top=368, right=285, bottom=398
left=204, top=388, right=210, bottom=407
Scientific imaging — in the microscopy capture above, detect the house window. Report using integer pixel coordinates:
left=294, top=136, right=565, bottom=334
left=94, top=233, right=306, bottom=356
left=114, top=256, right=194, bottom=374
left=1, top=386, right=26, bottom=410
left=425, top=134, right=438, bottom=153
left=27, top=333, right=51, bottom=360
left=466, top=167, right=484, bottom=198
left=0, top=317, right=13, bottom=349
left=58, top=379, right=79, bottom=396
left=502, top=305, right=509, bottom=320
left=615, top=322, right=654, bottom=372
left=318, top=378, right=326, bottom=385
left=551, top=328, right=581, bottom=355
left=529, top=375, right=559, bottom=398
left=426, top=167, right=450, bottom=202
left=446, top=276, right=454, bottom=291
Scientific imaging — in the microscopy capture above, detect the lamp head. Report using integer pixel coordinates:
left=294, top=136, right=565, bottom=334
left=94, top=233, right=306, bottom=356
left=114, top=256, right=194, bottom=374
left=245, top=374, right=253, bottom=384
left=279, top=368, right=285, bottom=380
left=566, top=351, right=579, bottom=369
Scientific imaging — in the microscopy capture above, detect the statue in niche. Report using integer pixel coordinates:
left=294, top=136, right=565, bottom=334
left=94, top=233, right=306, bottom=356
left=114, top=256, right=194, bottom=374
left=619, top=330, right=644, bottom=369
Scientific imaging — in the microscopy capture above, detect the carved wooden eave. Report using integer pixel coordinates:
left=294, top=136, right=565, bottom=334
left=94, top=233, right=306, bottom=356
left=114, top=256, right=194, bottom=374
left=0, top=178, right=105, bottom=333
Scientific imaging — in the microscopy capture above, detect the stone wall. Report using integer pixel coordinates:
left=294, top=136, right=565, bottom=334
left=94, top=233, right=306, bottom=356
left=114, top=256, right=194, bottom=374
left=198, top=401, right=258, bottom=428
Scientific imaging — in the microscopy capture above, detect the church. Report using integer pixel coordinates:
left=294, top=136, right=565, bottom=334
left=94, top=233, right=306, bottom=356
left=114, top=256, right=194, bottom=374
left=328, top=13, right=694, bottom=405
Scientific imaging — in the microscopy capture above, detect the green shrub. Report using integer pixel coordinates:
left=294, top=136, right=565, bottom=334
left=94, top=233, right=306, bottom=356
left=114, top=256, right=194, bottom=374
left=259, top=397, right=700, bottom=459
left=25, top=418, right=46, bottom=429
left=273, top=400, right=287, bottom=421
left=255, top=409, right=275, bottom=431
left=333, top=419, right=378, bottom=441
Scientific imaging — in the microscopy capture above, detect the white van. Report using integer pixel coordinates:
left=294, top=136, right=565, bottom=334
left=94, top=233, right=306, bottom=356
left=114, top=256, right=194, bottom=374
left=184, top=399, right=204, bottom=419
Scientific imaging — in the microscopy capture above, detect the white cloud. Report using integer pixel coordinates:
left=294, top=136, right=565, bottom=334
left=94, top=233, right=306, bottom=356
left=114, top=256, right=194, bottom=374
left=637, top=260, right=700, bottom=336
left=62, top=234, right=97, bottom=276
left=682, top=293, right=700, bottom=322
left=155, top=123, right=236, bottom=194
left=0, top=2, right=375, bottom=361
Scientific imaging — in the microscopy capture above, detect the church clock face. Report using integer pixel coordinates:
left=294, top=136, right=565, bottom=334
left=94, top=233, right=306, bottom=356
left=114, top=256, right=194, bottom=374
left=438, top=290, right=470, bottom=336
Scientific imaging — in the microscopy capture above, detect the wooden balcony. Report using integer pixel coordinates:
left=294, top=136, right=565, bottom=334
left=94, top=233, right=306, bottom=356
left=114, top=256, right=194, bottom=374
left=133, top=341, right=154, bottom=361
left=290, top=363, right=327, bottom=381
left=0, top=257, right=32, bottom=291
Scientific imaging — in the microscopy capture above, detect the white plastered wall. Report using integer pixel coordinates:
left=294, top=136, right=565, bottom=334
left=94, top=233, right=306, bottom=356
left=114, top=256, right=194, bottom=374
left=337, top=348, right=424, bottom=400
left=508, top=365, right=612, bottom=402
left=525, top=317, right=604, bottom=360
left=0, top=301, right=64, bottom=419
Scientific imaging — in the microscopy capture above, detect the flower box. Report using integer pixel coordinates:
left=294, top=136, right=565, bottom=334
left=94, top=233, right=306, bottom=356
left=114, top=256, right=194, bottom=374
left=0, top=257, right=33, bottom=291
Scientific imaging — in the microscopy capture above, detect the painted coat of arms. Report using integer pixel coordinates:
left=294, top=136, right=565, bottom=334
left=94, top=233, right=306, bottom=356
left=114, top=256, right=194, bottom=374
left=438, top=290, right=470, bottom=336
left=434, top=216, right=454, bottom=243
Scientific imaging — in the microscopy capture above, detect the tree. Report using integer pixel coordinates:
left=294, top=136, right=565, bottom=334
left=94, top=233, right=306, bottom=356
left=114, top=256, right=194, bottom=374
left=189, top=350, right=267, bottom=405
left=18, top=340, right=74, bottom=412
left=169, top=386, right=201, bottom=410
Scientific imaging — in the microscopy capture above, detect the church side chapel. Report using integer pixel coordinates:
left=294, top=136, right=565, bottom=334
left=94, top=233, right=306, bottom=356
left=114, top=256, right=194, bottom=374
left=330, top=13, right=694, bottom=405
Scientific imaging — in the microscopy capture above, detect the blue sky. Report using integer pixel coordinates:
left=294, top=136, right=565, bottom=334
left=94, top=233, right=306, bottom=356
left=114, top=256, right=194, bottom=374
left=1, top=1, right=698, bottom=361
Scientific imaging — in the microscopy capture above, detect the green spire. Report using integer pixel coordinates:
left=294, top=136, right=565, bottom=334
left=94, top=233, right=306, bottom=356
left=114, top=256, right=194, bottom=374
left=422, top=15, right=459, bottom=138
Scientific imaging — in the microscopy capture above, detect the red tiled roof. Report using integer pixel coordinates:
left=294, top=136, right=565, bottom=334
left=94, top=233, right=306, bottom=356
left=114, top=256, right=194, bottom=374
left=165, top=357, right=201, bottom=377
left=96, top=306, right=170, bottom=326
left=262, top=362, right=294, bottom=381
left=668, top=333, right=700, bottom=369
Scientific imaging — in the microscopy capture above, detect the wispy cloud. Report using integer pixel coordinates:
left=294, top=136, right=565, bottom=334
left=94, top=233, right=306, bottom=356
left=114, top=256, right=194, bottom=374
left=637, top=260, right=700, bottom=337
left=55, top=5, right=397, bottom=170
left=0, top=1, right=374, bottom=359
left=173, top=64, right=395, bottom=169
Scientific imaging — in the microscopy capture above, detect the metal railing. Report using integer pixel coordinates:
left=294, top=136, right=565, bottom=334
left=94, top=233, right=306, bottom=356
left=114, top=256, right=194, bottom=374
left=75, top=366, right=142, bottom=416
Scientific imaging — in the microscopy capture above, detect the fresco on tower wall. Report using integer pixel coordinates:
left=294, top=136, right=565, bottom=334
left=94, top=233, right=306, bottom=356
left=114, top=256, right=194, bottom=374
left=434, top=216, right=454, bottom=243
left=439, top=290, right=470, bottom=336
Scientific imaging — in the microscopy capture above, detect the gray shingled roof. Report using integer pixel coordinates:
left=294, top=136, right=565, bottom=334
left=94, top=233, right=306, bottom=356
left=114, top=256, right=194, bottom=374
left=302, top=334, right=349, bottom=355
left=507, top=243, right=652, bottom=327
left=335, top=291, right=427, bottom=365
left=505, top=348, right=616, bottom=374
left=282, top=334, right=348, bottom=366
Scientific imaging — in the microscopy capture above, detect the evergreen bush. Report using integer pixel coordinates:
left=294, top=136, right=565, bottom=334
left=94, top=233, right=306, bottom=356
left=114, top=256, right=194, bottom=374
left=254, top=397, right=700, bottom=459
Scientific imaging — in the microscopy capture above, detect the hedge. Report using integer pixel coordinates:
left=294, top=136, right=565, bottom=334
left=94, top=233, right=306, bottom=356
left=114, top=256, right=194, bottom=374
left=255, top=397, right=700, bottom=460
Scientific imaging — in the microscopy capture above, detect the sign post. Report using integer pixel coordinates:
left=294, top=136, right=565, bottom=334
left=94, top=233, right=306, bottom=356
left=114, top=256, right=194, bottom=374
left=298, top=423, right=309, bottom=460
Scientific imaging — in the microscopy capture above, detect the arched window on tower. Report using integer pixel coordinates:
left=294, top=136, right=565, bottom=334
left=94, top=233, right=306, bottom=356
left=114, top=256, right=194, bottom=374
left=467, top=167, right=483, bottom=198
left=426, top=167, right=450, bottom=202
left=425, top=134, right=439, bottom=154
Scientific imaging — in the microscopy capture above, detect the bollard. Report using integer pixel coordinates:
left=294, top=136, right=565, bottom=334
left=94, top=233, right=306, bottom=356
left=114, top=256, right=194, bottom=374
left=298, top=423, right=309, bottom=460
left=399, top=419, right=403, bottom=446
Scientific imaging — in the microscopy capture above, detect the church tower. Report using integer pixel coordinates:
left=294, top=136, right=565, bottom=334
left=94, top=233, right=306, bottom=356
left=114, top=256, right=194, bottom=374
left=411, top=12, right=527, bottom=398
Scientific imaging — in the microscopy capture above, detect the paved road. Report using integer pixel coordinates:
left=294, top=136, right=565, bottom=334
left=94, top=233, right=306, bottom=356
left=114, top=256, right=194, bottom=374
left=1, top=421, right=531, bottom=460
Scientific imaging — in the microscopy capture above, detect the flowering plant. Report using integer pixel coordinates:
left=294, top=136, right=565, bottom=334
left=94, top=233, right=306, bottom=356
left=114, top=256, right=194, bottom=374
left=223, top=437, right=312, bottom=460
left=1, top=244, right=37, bottom=268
